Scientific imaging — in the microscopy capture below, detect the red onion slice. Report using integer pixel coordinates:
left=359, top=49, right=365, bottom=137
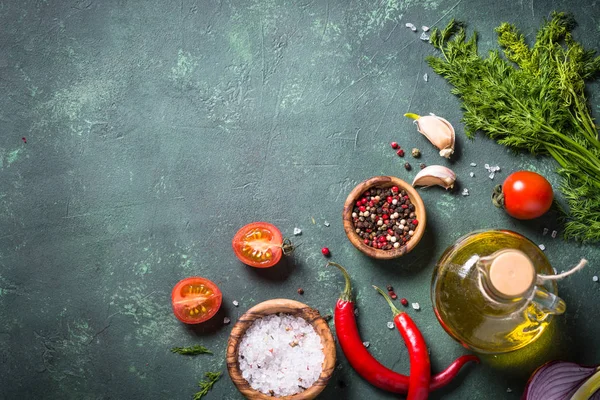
left=523, top=361, right=600, bottom=400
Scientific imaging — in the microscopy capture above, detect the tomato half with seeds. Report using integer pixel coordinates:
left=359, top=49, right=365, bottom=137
left=171, top=277, right=222, bottom=324
left=232, top=222, right=291, bottom=268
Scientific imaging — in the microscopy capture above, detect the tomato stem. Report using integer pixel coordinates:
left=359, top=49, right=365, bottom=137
left=280, top=238, right=295, bottom=256
left=491, top=184, right=504, bottom=208
left=373, top=285, right=402, bottom=316
left=328, top=262, right=353, bottom=302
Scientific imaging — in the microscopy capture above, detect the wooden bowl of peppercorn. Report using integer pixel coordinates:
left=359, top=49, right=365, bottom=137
left=226, top=299, right=336, bottom=400
left=342, top=176, right=426, bottom=260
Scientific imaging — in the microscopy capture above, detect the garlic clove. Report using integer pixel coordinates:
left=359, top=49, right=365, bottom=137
left=412, top=165, right=456, bottom=190
left=404, top=113, right=456, bottom=158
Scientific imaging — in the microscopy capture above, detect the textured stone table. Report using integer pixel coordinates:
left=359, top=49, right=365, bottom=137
left=1, top=0, right=599, bottom=399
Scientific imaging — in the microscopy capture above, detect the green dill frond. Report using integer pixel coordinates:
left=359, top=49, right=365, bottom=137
left=171, top=345, right=212, bottom=355
left=427, top=12, right=600, bottom=242
left=193, top=371, right=222, bottom=399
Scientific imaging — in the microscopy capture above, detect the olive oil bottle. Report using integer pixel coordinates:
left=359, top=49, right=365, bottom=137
left=431, top=230, right=565, bottom=354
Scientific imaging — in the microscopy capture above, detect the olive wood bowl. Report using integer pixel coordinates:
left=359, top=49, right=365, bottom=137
left=226, top=299, right=336, bottom=400
left=342, top=175, right=426, bottom=260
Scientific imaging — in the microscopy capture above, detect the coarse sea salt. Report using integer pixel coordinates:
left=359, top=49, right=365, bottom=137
left=405, top=22, right=417, bottom=31
left=238, top=314, right=324, bottom=397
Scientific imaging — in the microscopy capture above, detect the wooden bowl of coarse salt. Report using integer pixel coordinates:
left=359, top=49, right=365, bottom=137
left=226, top=299, right=336, bottom=400
left=342, top=175, right=426, bottom=260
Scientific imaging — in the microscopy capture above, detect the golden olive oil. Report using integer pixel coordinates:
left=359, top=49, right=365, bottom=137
left=431, top=230, right=559, bottom=354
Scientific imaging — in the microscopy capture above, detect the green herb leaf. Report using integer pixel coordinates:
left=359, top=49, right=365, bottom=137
left=427, top=12, right=600, bottom=242
left=171, top=345, right=212, bottom=355
left=193, top=371, right=222, bottom=399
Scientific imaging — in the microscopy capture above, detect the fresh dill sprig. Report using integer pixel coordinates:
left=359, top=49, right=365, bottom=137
left=193, top=371, right=222, bottom=399
left=427, top=12, right=600, bottom=242
left=170, top=345, right=212, bottom=355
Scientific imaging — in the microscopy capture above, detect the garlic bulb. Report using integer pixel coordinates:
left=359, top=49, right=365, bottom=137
left=405, top=113, right=455, bottom=158
left=412, top=165, right=456, bottom=190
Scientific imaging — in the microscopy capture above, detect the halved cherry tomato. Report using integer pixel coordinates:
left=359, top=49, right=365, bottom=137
left=232, top=222, right=284, bottom=268
left=494, top=171, right=554, bottom=220
left=171, top=277, right=222, bottom=324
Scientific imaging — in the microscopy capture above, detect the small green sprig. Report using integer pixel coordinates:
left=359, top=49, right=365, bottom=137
left=171, top=345, right=212, bottom=355
left=427, top=12, right=600, bottom=242
left=193, top=372, right=222, bottom=399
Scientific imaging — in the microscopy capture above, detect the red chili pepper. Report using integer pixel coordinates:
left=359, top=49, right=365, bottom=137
left=327, top=262, right=479, bottom=394
left=374, top=285, right=430, bottom=400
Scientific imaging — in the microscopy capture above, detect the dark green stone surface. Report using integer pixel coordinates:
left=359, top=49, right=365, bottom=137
left=1, top=1, right=599, bottom=399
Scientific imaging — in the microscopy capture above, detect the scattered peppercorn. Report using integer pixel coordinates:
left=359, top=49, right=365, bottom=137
left=386, top=285, right=393, bottom=291
left=321, top=247, right=331, bottom=257
left=297, top=288, right=304, bottom=295
left=419, top=163, right=426, bottom=170
left=391, top=142, right=399, bottom=149
left=404, top=162, right=412, bottom=171
left=396, top=149, right=405, bottom=157
left=21, top=137, right=27, bottom=144
left=400, top=298, right=409, bottom=307
left=411, top=148, right=421, bottom=158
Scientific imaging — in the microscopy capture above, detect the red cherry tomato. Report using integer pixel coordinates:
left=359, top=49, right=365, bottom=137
left=232, top=222, right=284, bottom=268
left=500, top=171, right=553, bottom=220
left=171, top=277, right=222, bottom=324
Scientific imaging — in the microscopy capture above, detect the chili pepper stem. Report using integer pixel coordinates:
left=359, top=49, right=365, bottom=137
left=327, top=262, right=353, bottom=302
left=373, top=285, right=402, bottom=316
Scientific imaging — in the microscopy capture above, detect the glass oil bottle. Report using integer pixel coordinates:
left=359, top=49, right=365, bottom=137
left=431, top=230, right=566, bottom=354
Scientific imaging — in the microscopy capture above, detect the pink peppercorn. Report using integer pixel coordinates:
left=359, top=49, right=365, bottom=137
left=390, top=142, right=399, bottom=149
left=321, top=247, right=331, bottom=257
left=400, top=298, right=409, bottom=307
left=412, top=219, right=419, bottom=226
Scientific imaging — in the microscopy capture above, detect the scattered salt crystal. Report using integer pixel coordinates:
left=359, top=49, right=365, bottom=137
left=484, top=163, right=490, bottom=170
left=421, top=26, right=430, bottom=32
left=462, top=188, right=469, bottom=196
left=354, top=308, right=359, bottom=316
left=469, top=172, right=475, bottom=177
left=233, top=300, right=239, bottom=307
left=387, top=321, right=394, bottom=329
left=593, top=276, right=599, bottom=282
left=363, top=341, right=370, bottom=348
left=293, top=228, right=302, bottom=236
left=551, top=230, right=558, bottom=238
left=507, top=388, right=513, bottom=393
left=538, top=244, right=546, bottom=251
left=238, top=313, right=324, bottom=397
left=423, top=73, right=428, bottom=82
left=412, top=302, right=420, bottom=310
left=419, top=32, right=430, bottom=41
left=470, top=163, right=477, bottom=167
left=489, top=172, right=495, bottom=180
left=324, top=221, right=330, bottom=227
left=543, top=228, right=549, bottom=236
left=553, top=268, right=558, bottom=274
left=224, top=317, right=231, bottom=324
left=405, top=23, right=417, bottom=31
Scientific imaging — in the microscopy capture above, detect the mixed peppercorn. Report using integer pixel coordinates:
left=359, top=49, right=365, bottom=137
left=351, top=186, right=418, bottom=250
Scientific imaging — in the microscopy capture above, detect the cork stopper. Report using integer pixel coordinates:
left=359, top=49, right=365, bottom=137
left=488, top=250, right=535, bottom=298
